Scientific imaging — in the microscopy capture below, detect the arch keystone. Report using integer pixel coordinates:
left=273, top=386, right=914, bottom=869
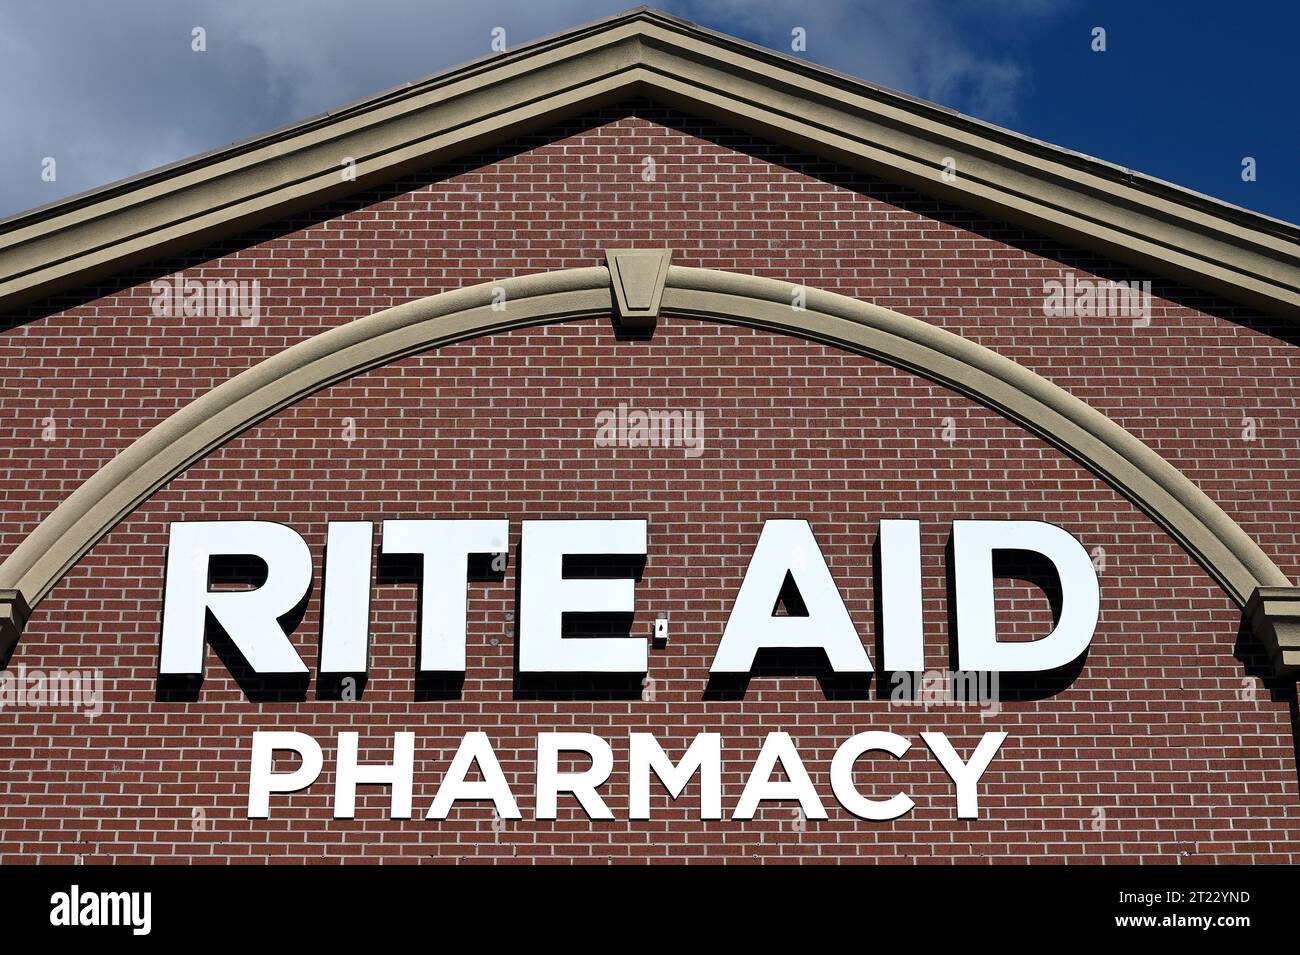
left=605, top=248, right=672, bottom=326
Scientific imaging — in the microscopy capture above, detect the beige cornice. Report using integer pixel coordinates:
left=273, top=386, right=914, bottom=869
left=0, top=258, right=1296, bottom=675
left=2, top=9, right=1300, bottom=317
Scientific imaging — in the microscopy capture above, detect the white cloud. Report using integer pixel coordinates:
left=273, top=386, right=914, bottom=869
left=680, top=0, right=1051, bottom=121
left=0, top=0, right=1061, bottom=219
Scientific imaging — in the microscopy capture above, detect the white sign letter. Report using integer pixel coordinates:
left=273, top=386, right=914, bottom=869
left=952, top=520, right=1098, bottom=672
left=712, top=520, right=870, bottom=673
left=830, top=731, right=915, bottom=820
left=629, top=733, right=722, bottom=819
left=248, top=731, right=323, bottom=818
left=733, top=732, right=827, bottom=820
left=519, top=520, right=647, bottom=673
left=427, top=731, right=521, bottom=819
left=334, top=731, right=415, bottom=819
left=880, top=519, right=924, bottom=672
left=382, top=519, right=509, bottom=672
left=536, top=732, right=615, bottom=819
left=921, top=731, right=1008, bottom=819
left=161, top=521, right=311, bottom=675
left=320, top=521, right=373, bottom=674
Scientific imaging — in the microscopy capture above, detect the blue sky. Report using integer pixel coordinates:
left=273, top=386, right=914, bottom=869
left=0, top=0, right=1295, bottom=224
left=921, top=1, right=1297, bottom=223
left=679, top=0, right=1296, bottom=223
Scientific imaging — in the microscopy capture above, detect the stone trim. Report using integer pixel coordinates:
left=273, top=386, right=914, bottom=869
left=0, top=590, right=30, bottom=665
left=606, top=248, right=672, bottom=325
left=0, top=257, right=1293, bottom=673
left=1246, top=586, right=1300, bottom=672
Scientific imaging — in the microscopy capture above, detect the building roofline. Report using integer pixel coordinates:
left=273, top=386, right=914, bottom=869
left=3, top=6, right=1299, bottom=317
left=0, top=7, right=667, bottom=233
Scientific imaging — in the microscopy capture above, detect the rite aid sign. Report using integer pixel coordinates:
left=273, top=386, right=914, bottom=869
left=160, top=517, right=1100, bottom=679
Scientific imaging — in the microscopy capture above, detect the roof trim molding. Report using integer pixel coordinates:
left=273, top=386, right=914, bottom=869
left=2, top=8, right=1300, bottom=318
left=0, top=257, right=1296, bottom=674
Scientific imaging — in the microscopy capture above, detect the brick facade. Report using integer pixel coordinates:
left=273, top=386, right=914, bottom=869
left=1, top=105, right=1297, bottom=863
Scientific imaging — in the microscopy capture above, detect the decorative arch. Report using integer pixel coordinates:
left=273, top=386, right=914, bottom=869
left=1, top=253, right=1297, bottom=672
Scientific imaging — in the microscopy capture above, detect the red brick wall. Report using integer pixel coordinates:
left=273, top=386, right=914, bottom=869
left=1, top=105, right=1298, bottom=863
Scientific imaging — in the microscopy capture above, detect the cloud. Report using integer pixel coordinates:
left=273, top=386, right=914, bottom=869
left=677, top=0, right=1053, bottom=121
left=0, top=0, right=1061, bottom=220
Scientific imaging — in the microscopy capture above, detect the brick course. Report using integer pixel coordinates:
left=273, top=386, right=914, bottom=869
left=0, top=105, right=1297, bottom=863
